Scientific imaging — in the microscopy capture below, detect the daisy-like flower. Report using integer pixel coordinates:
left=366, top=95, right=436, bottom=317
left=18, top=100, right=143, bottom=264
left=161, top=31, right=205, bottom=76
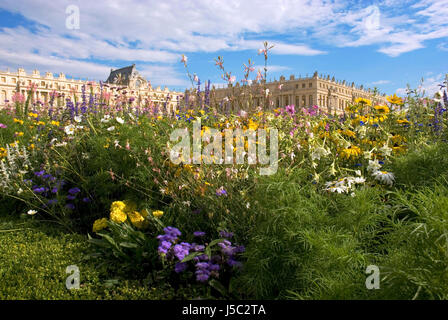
left=107, top=126, right=115, bottom=131
left=372, top=170, right=395, bottom=186
left=116, top=117, right=124, bottom=124
left=27, top=209, right=37, bottom=215
left=74, top=115, right=82, bottom=123
left=101, top=115, right=111, bottom=123
left=64, top=124, right=75, bottom=135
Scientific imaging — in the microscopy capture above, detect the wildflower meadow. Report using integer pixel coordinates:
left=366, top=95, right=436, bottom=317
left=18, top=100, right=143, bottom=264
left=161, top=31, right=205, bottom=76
left=1, top=51, right=448, bottom=300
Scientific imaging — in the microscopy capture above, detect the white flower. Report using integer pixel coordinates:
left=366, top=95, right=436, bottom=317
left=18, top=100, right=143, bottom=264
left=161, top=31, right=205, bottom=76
left=74, top=115, right=82, bottom=123
left=116, top=117, right=124, bottom=124
left=107, top=126, right=115, bottom=131
left=367, top=159, right=382, bottom=173
left=55, top=142, right=68, bottom=147
left=311, top=146, right=330, bottom=161
left=64, top=124, right=75, bottom=135
left=265, top=88, right=270, bottom=97
left=27, top=209, right=37, bottom=215
left=17, top=188, right=23, bottom=195
left=101, top=115, right=111, bottom=123
left=379, top=144, right=392, bottom=157
left=372, top=170, right=395, bottom=186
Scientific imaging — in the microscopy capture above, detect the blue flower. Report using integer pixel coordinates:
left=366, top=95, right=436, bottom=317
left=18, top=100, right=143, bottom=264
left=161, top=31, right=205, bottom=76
left=193, top=231, right=205, bottom=237
left=68, top=187, right=81, bottom=195
left=34, top=170, right=45, bottom=177
left=175, top=262, right=188, bottom=273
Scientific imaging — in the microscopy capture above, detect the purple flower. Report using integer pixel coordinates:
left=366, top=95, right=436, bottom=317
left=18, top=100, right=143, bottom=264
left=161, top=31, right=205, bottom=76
left=51, top=187, right=58, bottom=194
left=0, top=123, right=7, bottom=129
left=219, top=231, right=234, bottom=239
left=65, top=203, right=75, bottom=210
left=228, top=258, right=243, bottom=268
left=193, top=244, right=205, bottom=252
left=48, top=199, right=58, bottom=205
left=34, top=170, right=45, bottom=177
left=195, top=271, right=210, bottom=282
left=82, top=197, right=91, bottom=203
left=67, top=195, right=76, bottom=200
left=173, top=242, right=191, bottom=261
left=158, top=240, right=172, bottom=255
left=175, top=262, right=188, bottom=273
left=215, top=187, right=227, bottom=196
left=68, top=187, right=81, bottom=195
left=193, top=231, right=205, bottom=237
left=33, top=187, right=46, bottom=194
left=285, top=104, right=295, bottom=116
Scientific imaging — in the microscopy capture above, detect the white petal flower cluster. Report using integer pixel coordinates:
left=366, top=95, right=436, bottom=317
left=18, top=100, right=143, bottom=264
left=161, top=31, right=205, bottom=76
left=324, top=176, right=366, bottom=194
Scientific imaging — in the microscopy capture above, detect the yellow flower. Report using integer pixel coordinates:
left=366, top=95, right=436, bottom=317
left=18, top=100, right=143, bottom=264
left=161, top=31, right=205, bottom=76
left=248, top=119, right=258, bottom=131
left=14, top=118, right=24, bottom=125
left=50, top=121, right=60, bottom=126
left=0, top=147, right=6, bottom=158
left=110, top=209, right=127, bottom=223
left=110, top=201, right=126, bottom=213
left=92, top=218, right=108, bottom=232
left=341, top=145, right=362, bottom=160
left=397, top=119, right=410, bottom=125
left=387, top=94, right=404, bottom=105
left=341, top=129, right=356, bottom=138
left=28, top=112, right=38, bottom=118
left=152, top=210, right=164, bottom=218
left=29, top=143, right=35, bottom=150
left=128, top=211, right=148, bottom=229
left=15, top=131, right=24, bottom=137
left=354, top=97, right=372, bottom=106
left=374, top=105, right=390, bottom=114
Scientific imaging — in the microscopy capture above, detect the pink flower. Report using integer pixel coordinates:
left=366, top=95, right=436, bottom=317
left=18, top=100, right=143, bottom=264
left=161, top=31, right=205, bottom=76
left=278, top=84, right=283, bottom=90
left=0, top=123, right=7, bottom=129
left=255, top=70, right=263, bottom=82
left=181, top=54, right=188, bottom=63
left=229, top=76, right=236, bottom=84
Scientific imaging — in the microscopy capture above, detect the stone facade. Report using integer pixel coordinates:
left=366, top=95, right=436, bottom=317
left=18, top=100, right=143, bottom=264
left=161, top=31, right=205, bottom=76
left=0, top=65, right=183, bottom=112
left=211, top=71, right=388, bottom=114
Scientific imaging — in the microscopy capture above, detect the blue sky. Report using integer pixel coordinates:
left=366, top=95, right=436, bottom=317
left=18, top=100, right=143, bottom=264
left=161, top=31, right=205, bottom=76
left=0, top=0, right=446, bottom=96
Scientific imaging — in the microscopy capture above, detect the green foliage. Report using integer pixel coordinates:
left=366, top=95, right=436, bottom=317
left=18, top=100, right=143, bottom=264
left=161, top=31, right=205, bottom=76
left=0, top=215, right=190, bottom=299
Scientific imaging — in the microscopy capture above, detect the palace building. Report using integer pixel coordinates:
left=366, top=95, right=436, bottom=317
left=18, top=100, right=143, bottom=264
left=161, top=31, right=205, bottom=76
left=210, top=71, right=388, bottom=114
left=0, top=64, right=183, bottom=112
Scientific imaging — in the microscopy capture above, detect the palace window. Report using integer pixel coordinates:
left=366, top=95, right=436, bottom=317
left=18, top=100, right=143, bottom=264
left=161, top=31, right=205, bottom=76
left=302, top=83, right=305, bottom=88
left=309, top=95, right=313, bottom=105
left=309, top=83, right=312, bottom=88
left=1, top=77, right=5, bottom=83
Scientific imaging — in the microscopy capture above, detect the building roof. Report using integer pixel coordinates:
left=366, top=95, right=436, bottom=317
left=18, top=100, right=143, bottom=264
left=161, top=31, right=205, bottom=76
left=105, top=64, right=136, bottom=85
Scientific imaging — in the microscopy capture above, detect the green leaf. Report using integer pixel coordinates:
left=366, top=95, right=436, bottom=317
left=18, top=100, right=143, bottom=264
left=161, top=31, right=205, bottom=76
left=181, top=252, right=203, bottom=263
left=119, top=242, right=138, bottom=248
left=209, top=279, right=228, bottom=298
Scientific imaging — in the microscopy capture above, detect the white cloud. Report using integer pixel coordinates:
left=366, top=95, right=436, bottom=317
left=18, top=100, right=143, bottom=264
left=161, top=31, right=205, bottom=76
left=0, top=0, right=447, bottom=89
left=372, top=80, right=391, bottom=85
left=396, top=73, right=445, bottom=97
